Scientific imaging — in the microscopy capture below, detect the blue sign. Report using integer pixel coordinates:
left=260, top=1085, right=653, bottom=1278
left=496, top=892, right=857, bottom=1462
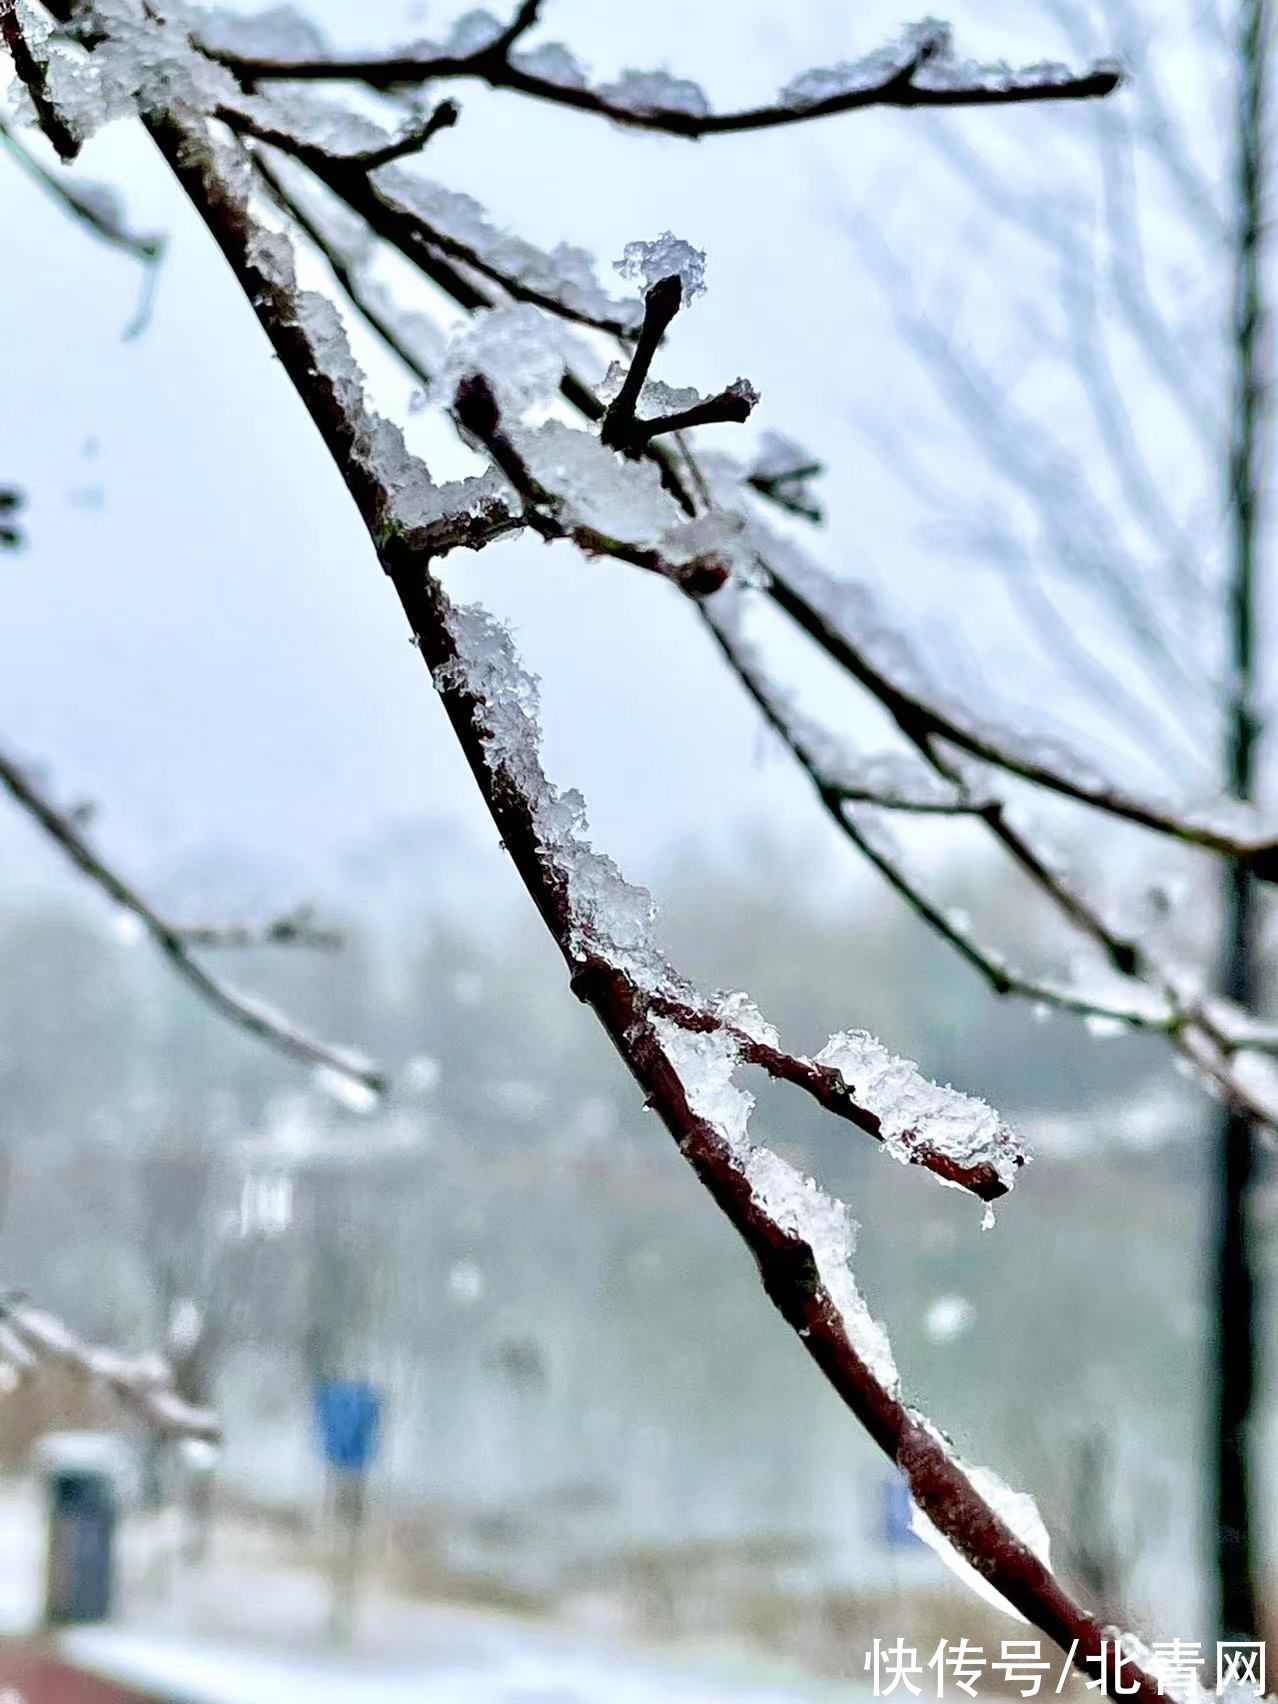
left=312, top=1380, right=383, bottom=1472
left=881, top=1473, right=925, bottom=1550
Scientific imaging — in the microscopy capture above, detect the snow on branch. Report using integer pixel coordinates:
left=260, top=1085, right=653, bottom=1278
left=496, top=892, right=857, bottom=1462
left=132, top=111, right=1171, bottom=1695
left=700, top=590, right=1278, bottom=1135
left=217, top=60, right=1278, bottom=877
left=218, top=95, right=643, bottom=339
left=453, top=371, right=734, bottom=598
left=0, top=741, right=383, bottom=1096
left=767, top=556, right=1278, bottom=875
left=649, top=991, right=1021, bottom=1201
left=201, top=9, right=1122, bottom=137
left=0, top=1293, right=220, bottom=1442
left=1, top=0, right=81, bottom=159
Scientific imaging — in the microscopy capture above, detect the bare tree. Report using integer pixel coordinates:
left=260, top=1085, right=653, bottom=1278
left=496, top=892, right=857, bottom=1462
left=4, top=0, right=1277, bottom=1691
left=846, top=0, right=1273, bottom=1639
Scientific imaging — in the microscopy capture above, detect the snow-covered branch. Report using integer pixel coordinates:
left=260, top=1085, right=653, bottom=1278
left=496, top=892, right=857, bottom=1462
left=648, top=990, right=1021, bottom=1200
left=768, top=559, right=1278, bottom=874
left=218, top=99, right=644, bottom=340
left=453, top=370, right=734, bottom=597
left=131, top=105, right=1172, bottom=1695
left=1, top=0, right=80, bottom=159
left=0, top=1293, right=219, bottom=1442
left=0, top=741, right=382, bottom=1095
left=203, top=11, right=1121, bottom=137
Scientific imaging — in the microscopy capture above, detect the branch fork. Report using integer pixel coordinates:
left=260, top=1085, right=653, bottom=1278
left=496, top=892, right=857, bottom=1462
left=600, top=275, right=759, bottom=457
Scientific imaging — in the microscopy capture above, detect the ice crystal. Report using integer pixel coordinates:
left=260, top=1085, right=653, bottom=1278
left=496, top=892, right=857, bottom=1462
left=615, top=232, right=707, bottom=301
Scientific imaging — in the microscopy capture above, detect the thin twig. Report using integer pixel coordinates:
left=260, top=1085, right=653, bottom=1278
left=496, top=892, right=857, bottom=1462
left=454, top=373, right=731, bottom=596
left=0, top=743, right=383, bottom=1094
left=208, top=24, right=1121, bottom=135
left=175, top=905, right=343, bottom=951
left=0, top=116, right=164, bottom=338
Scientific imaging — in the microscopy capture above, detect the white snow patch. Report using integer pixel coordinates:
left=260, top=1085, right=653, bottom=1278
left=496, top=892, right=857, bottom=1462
left=615, top=232, right=707, bottom=301
left=816, top=1029, right=1018, bottom=1189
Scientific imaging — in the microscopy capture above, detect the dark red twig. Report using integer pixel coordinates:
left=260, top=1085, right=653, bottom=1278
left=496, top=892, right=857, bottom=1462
left=648, top=992, right=1019, bottom=1200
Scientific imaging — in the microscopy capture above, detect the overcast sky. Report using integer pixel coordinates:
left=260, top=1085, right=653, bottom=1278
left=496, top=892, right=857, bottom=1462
left=1, top=0, right=1231, bottom=940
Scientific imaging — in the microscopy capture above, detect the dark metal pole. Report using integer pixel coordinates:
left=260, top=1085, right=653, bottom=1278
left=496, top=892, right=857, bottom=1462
left=1212, top=0, right=1269, bottom=1643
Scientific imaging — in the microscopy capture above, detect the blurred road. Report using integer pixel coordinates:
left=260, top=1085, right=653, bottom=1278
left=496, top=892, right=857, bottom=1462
left=0, top=1645, right=154, bottom=1704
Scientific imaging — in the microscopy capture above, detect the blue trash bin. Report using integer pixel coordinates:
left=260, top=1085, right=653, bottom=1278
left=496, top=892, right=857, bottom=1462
left=40, top=1435, right=123, bottom=1625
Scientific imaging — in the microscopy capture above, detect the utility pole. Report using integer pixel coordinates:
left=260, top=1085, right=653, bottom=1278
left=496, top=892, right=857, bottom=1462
left=1212, top=0, right=1269, bottom=1643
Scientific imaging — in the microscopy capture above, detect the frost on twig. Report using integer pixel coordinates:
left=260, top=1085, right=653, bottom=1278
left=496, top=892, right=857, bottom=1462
left=1, top=0, right=84, bottom=160
left=200, top=7, right=1122, bottom=137
left=0, top=1294, right=220, bottom=1442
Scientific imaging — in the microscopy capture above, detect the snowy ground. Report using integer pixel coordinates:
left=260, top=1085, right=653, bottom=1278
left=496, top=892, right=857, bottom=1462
left=60, top=1624, right=871, bottom=1704
left=0, top=1479, right=870, bottom=1703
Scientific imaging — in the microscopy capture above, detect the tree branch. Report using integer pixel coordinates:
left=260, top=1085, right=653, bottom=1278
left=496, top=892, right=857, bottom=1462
left=0, top=0, right=80, bottom=161
left=134, top=110, right=1166, bottom=1698
left=0, top=115, right=164, bottom=338
left=0, top=742, right=383, bottom=1095
left=764, top=561, right=1278, bottom=874
left=454, top=372, right=731, bottom=596
left=207, top=22, right=1120, bottom=136
left=0, top=1293, right=220, bottom=1442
